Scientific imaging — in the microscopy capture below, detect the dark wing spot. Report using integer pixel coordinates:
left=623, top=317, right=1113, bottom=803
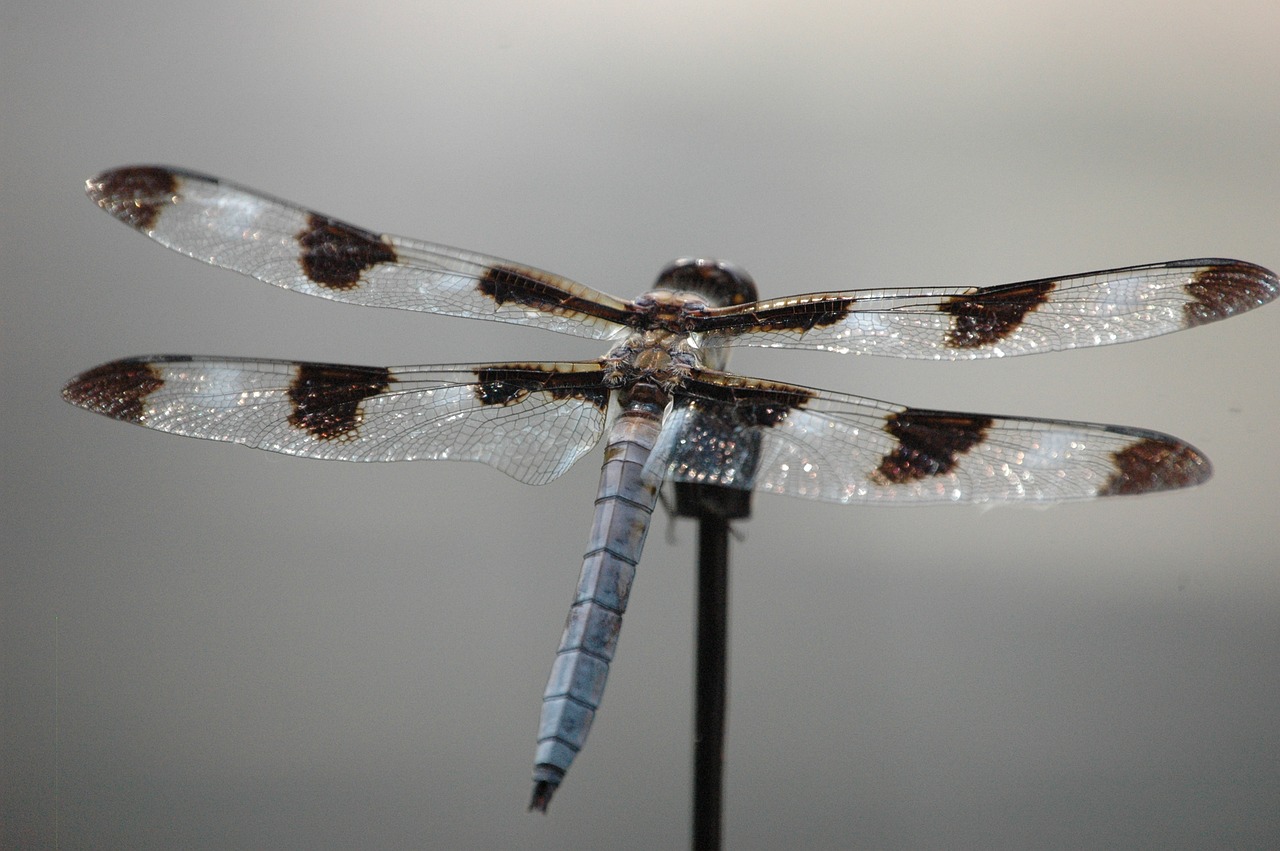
left=295, top=213, right=398, bottom=290
left=287, top=363, right=393, bottom=441
left=872, top=409, right=993, bottom=485
left=473, top=365, right=610, bottom=410
left=1182, top=261, right=1280, bottom=327
left=682, top=373, right=815, bottom=427
left=724, top=298, right=857, bottom=334
left=477, top=264, right=572, bottom=311
left=723, top=385, right=811, bottom=428
left=62, top=358, right=167, bottom=423
left=942, top=280, right=1056, bottom=349
left=1098, top=437, right=1211, bottom=496
left=477, top=265, right=635, bottom=326
left=86, top=166, right=179, bottom=232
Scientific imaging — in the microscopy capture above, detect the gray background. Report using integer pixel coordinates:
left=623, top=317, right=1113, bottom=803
left=5, top=2, right=1279, bottom=848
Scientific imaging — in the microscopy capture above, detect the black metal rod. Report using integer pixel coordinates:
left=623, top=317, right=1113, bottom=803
left=691, top=512, right=730, bottom=851
left=674, top=481, right=749, bottom=851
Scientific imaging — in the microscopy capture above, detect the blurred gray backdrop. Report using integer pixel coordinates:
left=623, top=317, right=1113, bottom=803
left=4, top=2, right=1278, bottom=848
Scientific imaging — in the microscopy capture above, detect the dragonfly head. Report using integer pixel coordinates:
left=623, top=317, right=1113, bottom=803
left=654, top=258, right=758, bottom=307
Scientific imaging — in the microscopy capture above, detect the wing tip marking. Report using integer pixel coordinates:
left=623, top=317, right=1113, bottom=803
left=1098, top=436, right=1211, bottom=496
left=86, top=166, right=181, bottom=232
left=1183, top=261, right=1280, bottom=327
left=62, top=358, right=167, bottom=423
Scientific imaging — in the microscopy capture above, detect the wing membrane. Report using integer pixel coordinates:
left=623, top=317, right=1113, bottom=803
left=62, top=356, right=611, bottom=485
left=87, top=166, right=637, bottom=340
left=648, top=370, right=1209, bottom=504
left=694, top=260, right=1277, bottom=358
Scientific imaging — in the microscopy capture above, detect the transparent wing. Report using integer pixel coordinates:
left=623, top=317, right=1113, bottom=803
left=87, top=166, right=638, bottom=340
left=693, top=259, right=1277, bottom=359
left=647, top=370, right=1209, bottom=504
left=63, top=356, right=611, bottom=485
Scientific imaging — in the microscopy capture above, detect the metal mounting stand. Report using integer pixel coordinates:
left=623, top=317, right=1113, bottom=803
left=673, top=483, right=752, bottom=851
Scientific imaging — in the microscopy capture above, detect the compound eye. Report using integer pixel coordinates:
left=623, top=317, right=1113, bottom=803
left=654, top=258, right=758, bottom=306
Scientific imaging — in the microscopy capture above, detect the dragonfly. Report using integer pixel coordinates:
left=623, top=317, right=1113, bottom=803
left=63, top=166, right=1278, bottom=811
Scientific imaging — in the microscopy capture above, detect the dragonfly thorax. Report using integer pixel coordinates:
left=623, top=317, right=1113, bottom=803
left=601, top=329, right=701, bottom=393
left=630, top=288, right=712, bottom=330
left=629, top=258, right=759, bottom=333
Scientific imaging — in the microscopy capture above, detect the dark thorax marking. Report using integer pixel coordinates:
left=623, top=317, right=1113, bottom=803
left=473, top=365, right=610, bottom=409
left=872, top=409, right=993, bottom=485
left=62, top=358, right=167, bottom=423
left=88, top=166, right=179, bottom=232
left=942, top=280, right=1056, bottom=349
left=1099, top=437, right=1210, bottom=496
left=287, top=363, right=393, bottom=440
left=295, top=213, right=398, bottom=290
left=1182, top=261, right=1280, bottom=327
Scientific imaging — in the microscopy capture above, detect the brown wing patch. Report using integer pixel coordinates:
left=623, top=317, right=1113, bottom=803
left=287, top=363, right=393, bottom=441
left=1098, top=437, right=1211, bottom=496
left=758, top=300, right=855, bottom=333
left=682, top=372, right=814, bottom=427
left=295, top=213, right=398, bottom=290
left=86, top=166, right=179, bottom=232
left=62, top=358, right=168, bottom=423
left=1182, top=261, right=1280, bottom=327
left=473, top=365, right=610, bottom=410
left=477, top=265, right=634, bottom=326
left=872, top=409, right=993, bottom=485
left=700, top=296, right=857, bottom=335
left=942, top=280, right=1056, bottom=349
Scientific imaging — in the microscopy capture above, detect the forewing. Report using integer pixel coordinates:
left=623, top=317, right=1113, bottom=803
left=63, top=357, right=611, bottom=485
left=86, top=166, right=637, bottom=340
left=693, top=260, right=1277, bottom=358
left=648, top=370, right=1210, bottom=504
